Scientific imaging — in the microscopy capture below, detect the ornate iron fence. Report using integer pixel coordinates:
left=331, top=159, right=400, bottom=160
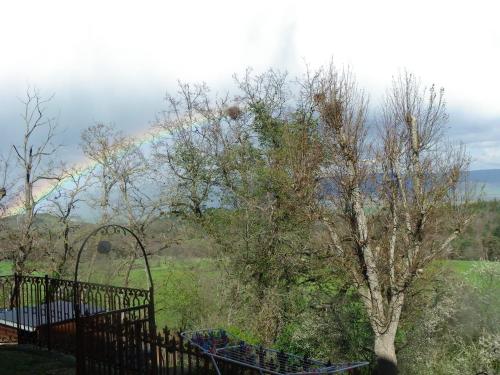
left=0, top=274, right=267, bottom=374
left=1, top=275, right=364, bottom=374
left=0, top=274, right=156, bottom=370
left=78, top=304, right=154, bottom=374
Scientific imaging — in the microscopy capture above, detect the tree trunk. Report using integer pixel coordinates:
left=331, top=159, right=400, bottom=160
left=124, top=252, right=138, bottom=288
left=86, top=249, right=98, bottom=282
left=374, top=329, right=398, bottom=374
left=15, top=246, right=28, bottom=274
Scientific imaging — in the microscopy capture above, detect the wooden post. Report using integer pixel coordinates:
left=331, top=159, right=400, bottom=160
left=164, top=327, right=170, bottom=375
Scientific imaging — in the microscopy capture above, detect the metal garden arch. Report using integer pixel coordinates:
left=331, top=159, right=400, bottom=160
left=73, top=224, right=157, bottom=374
left=74, top=224, right=154, bottom=289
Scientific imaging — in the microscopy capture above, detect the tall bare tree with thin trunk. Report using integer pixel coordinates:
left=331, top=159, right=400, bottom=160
left=0, top=152, right=12, bottom=216
left=153, top=82, right=220, bottom=219
left=12, top=88, right=62, bottom=274
left=81, top=124, right=166, bottom=285
left=80, top=124, right=124, bottom=281
left=81, top=123, right=123, bottom=224
left=47, top=165, right=93, bottom=276
left=108, top=137, right=166, bottom=287
left=0, top=153, right=13, bottom=260
left=313, top=67, right=471, bottom=371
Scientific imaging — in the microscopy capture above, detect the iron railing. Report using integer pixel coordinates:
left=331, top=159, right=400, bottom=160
left=0, top=275, right=364, bottom=374
left=0, top=274, right=265, bottom=374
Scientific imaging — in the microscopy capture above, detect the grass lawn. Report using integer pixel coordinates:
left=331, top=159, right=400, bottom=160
left=440, top=259, right=500, bottom=289
left=125, top=257, right=219, bottom=328
left=2, top=257, right=498, bottom=329
left=0, top=261, right=45, bottom=277
left=106, top=257, right=500, bottom=330
left=0, top=345, right=75, bottom=375
left=0, top=261, right=11, bottom=276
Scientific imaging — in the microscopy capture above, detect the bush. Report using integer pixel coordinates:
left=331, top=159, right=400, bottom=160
left=398, top=263, right=500, bottom=374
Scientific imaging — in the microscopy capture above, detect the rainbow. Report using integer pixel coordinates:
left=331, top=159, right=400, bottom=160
left=5, top=118, right=198, bottom=217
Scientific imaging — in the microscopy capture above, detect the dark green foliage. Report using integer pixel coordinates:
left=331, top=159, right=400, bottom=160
left=451, top=200, right=500, bottom=260
left=274, top=279, right=374, bottom=366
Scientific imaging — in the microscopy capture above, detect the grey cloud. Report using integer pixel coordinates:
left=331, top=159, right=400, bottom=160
left=1, top=82, right=499, bottom=171
left=446, top=108, right=500, bottom=169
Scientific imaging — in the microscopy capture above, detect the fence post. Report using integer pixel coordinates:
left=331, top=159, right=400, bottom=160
left=118, top=316, right=125, bottom=375
left=148, top=286, right=158, bottom=374
left=14, top=274, right=20, bottom=342
left=203, top=353, right=209, bottom=374
left=179, top=331, right=185, bottom=374
left=164, top=327, right=170, bottom=375
left=74, top=281, right=83, bottom=375
left=44, top=275, right=52, bottom=350
left=195, top=345, right=200, bottom=373
left=172, top=334, right=177, bottom=374
left=187, top=339, right=192, bottom=375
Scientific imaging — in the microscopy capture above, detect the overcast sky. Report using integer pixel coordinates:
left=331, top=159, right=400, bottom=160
left=1, top=0, right=499, bottom=169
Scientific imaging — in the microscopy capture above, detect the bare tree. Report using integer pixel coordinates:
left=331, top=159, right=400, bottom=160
left=314, top=67, right=471, bottom=370
left=81, top=123, right=123, bottom=224
left=0, top=153, right=14, bottom=262
left=108, top=138, right=167, bottom=286
left=153, top=82, right=221, bottom=218
left=47, top=165, right=93, bottom=276
left=80, top=124, right=124, bottom=281
left=11, top=88, right=62, bottom=274
left=81, top=124, right=167, bottom=285
left=0, top=152, right=13, bottom=215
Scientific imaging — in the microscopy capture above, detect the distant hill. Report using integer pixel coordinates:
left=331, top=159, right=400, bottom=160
left=0, top=212, right=61, bottom=229
left=467, top=169, right=500, bottom=200
left=320, top=169, right=500, bottom=200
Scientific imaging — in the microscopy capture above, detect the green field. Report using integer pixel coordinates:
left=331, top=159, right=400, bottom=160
left=0, top=261, right=45, bottom=277
left=439, top=259, right=500, bottom=290
left=124, top=257, right=219, bottom=329
left=0, top=261, right=10, bottom=276
left=1, top=258, right=498, bottom=330
left=0, top=257, right=498, bottom=374
left=0, top=257, right=220, bottom=329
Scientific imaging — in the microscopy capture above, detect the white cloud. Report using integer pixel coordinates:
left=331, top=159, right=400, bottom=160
left=0, top=0, right=499, bottom=168
left=2, top=1, right=499, bottom=108
left=0, top=0, right=297, bottom=85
